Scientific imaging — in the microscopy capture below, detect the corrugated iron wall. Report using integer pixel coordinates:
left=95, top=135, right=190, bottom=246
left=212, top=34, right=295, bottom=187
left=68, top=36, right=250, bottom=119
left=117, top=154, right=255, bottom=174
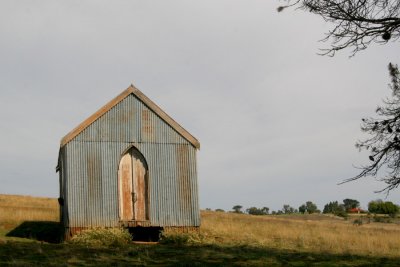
left=74, top=94, right=190, bottom=145
left=61, top=94, right=200, bottom=228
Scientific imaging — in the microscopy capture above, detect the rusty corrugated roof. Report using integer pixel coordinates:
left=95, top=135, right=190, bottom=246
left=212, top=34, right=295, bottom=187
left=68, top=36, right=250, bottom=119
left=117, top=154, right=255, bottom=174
left=60, top=84, right=200, bottom=149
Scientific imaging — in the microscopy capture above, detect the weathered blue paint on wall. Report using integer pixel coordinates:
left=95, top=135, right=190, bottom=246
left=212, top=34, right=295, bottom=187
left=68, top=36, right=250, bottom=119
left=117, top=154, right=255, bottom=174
left=58, top=89, right=200, bottom=229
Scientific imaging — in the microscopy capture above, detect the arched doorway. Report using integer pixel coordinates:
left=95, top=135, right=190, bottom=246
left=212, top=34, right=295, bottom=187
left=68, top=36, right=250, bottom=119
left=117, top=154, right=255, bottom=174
left=118, top=147, right=149, bottom=221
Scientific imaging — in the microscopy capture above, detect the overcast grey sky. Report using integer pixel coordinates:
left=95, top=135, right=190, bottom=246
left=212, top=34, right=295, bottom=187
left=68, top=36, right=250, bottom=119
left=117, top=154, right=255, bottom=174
left=0, top=1, right=399, bottom=211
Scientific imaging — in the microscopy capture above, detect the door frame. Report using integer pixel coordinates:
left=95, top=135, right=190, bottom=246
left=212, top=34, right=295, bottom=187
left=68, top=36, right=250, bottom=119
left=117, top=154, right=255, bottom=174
left=117, top=145, right=149, bottom=222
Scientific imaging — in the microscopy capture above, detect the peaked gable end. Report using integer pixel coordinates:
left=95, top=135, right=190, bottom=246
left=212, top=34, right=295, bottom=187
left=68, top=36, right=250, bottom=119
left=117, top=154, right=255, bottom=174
left=60, top=85, right=200, bottom=149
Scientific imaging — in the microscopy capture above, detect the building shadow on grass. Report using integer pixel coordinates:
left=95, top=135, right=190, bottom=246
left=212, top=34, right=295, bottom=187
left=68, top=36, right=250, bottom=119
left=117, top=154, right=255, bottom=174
left=6, top=221, right=63, bottom=243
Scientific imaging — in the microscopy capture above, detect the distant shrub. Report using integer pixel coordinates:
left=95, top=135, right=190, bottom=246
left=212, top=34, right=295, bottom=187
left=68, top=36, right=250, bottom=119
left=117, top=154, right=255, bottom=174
left=282, top=204, right=296, bottom=214
left=232, top=205, right=244, bottom=213
left=353, top=219, right=363, bottom=226
left=246, top=207, right=269, bottom=215
left=373, top=216, right=393, bottom=224
left=215, top=209, right=225, bottom=212
left=368, top=200, right=399, bottom=216
left=323, top=201, right=344, bottom=214
left=70, top=227, right=132, bottom=247
left=299, top=201, right=318, bottom=214
left=335, top=210, right=348, bottom=218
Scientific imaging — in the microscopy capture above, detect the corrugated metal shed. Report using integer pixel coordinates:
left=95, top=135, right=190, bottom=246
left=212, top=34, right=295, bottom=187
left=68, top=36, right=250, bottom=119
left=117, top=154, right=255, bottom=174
left=58, top=85, right=200, bottom=236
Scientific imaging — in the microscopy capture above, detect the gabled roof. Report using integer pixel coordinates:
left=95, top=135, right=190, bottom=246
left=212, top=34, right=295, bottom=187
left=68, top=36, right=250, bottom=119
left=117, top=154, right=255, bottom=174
left=60, top=84, right=200, bottom=149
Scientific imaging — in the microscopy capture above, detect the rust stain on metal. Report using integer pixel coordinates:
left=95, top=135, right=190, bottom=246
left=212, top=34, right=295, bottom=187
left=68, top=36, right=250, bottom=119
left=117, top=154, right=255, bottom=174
left=177, top=144, right=191, bottom=214
left=142, top=109, right=154, bottom=141
left=87, top=154, right=95, bottom=200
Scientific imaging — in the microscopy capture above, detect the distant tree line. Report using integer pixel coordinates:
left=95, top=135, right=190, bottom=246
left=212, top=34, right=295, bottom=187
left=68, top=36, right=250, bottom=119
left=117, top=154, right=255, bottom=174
left=206, top=198, right=399, bottom=217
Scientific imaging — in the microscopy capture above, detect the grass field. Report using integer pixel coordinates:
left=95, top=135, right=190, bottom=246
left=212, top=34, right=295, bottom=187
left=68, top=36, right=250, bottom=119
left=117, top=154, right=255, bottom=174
left=0, top=194, right=59, bottom=224
left=1, top=194, right=400, bottom=266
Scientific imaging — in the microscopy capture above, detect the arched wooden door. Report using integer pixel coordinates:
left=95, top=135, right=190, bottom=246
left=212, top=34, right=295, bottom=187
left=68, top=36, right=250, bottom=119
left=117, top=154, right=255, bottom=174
left=118, top=147, right=148, bottom=221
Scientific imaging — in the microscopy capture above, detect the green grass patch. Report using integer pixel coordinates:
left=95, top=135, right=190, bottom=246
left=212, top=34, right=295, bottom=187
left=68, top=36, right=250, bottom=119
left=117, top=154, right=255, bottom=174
left=70, top=227, right=132, bottom=247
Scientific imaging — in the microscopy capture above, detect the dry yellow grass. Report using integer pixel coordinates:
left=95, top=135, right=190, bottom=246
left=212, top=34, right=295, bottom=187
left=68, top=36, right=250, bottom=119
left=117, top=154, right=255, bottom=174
left=200, top=211, right=400, bottom=257
left=1, top=194, right=399, bottom=258
left=0, top=194, right=59, bottom=226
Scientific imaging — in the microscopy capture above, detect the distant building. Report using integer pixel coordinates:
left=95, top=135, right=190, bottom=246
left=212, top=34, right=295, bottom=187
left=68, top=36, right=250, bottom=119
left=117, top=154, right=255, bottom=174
left=348, top=208, right=363, bottom=214
left=57, top=85, right=200, bottom=239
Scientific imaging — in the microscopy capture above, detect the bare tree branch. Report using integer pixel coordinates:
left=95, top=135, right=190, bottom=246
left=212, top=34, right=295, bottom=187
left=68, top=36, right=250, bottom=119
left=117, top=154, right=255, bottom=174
left=340, top=63, right=400, bottom=193
left=278, top=0, right=400, bottom=56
